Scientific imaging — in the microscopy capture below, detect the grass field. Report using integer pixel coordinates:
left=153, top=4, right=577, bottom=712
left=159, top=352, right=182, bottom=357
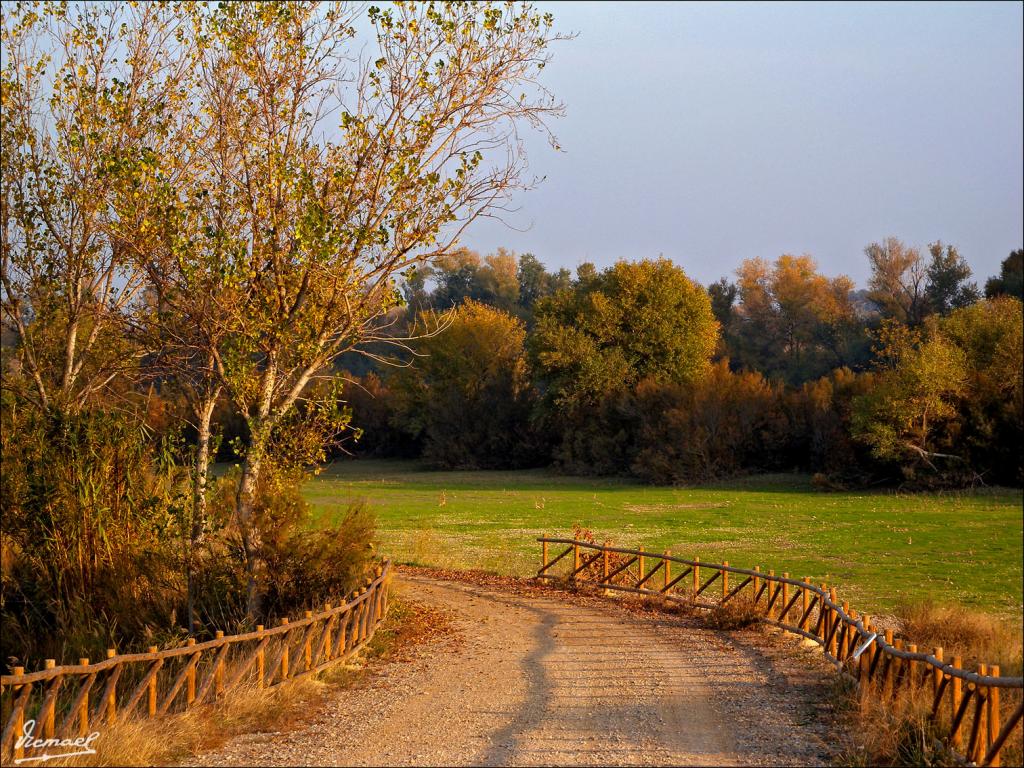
left=305, top=459, right=1024, bottom=618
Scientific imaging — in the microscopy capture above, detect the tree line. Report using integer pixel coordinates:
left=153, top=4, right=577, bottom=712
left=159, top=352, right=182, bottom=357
left=342, top=245, right=1023, bottom=487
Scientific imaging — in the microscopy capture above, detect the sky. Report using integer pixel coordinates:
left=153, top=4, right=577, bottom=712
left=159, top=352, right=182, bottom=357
left=458, top=1, right=1024, bottom=287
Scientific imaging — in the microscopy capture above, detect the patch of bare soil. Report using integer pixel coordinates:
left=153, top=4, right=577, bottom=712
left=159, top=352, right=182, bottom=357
left=190, top=568, right=840, bottom=766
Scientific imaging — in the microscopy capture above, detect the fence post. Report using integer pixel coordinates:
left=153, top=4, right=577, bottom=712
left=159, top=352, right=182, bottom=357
left=988, top=665, right=1000, bottom=767
left=663, top=551, right=671, bottom=592
left=214, top=632, right=225, bottom=697
left=43, top=660, right=56, bottom=738
left=827, top=588, right=838, bottom=658
left=721, top=561, right=729, bottom=599
left=186, top=638, right=196, bottom=703
left=800, top=578, right=810, bottom=629
left=304, top=612, right=314, bottom=671
left=542, top=534, right=548, bottom=574
left=883, top=630, right=895, bottom=696
left=361, top=588, right=372, bottom=639
left=281, top=618, right=290, bottom=680
left=859, top=648, right=870, bottom=703
left=355, top=591, right=366, bottom=644
left=323, top=609, right=333, bottom=662
left=79, top=658, right=91, bottom=734
left=894, top=639, right=905, bottom=689
left=602, top=548, right=610, bottom=596
left=861, top=619, right=874, bottom=681
left=374, top=567, right=384, bottom=619
left=951, top=655, right=963, bottom=750
left=12, top=666, right=24, bottom=761
left=693, top=557, right=700, bottom=598
left=781, top=574, right=789, bottom=621
left=933, top=647, right=943, bottom=696
left=638, top=546, right=645, bottom=584
left=842, top=604, right=852, bottom=661
left=975, top=664, right=988, bottom=764
left=572, top=543, right=580, bottom=581
left=106, top=648, right=117, bottom=720
left=752, top=566, right=760, bottom=604
left=254, top=626, right=265, bottom=687
left=146, top=648, right=158, bottom=717
left=859, top=615, right=871, bottom=679
left=907, top=644, right=919, bottom=691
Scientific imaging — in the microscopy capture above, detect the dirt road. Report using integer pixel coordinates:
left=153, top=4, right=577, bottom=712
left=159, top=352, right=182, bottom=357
left=193, top=573, right=838, bottom=766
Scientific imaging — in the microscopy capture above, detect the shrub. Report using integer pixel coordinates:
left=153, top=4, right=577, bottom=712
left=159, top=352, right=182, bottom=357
left=629, top=361, right=789, bottom=484
left=195, top=466, right=377, bottom=633
left=0, top=405, right=186, bottom=668
left=703, top=594, right=761, bottom=631
left=389, top=300, right=544, bottom=469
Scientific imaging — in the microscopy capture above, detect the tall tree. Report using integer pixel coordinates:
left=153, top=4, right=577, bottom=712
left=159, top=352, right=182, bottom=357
left=707, top=277, right=738, bottom=328
left=925, top=241, right=978, bottom=315
left=852, top=321, right=968, bottom=475
left=865, top=237, right=930, bottom=325
left=531, top=258, right=718, bottom=472
left=517, top=252, right=571, bottom=316
left=984, top=249, right=1024, bottom=300
left=729, top=255, right=862, bottom=384
left=145, top=1, right=566, bottom=617
left=1, top=2, right=195, bottom=415
left=389, top=301, right=537, bottom=468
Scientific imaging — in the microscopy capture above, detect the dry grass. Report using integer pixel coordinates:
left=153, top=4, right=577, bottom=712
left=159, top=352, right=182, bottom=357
left=42, top=595, right=452, bottom=767
left=894, top=600, right=1023, bottom=677
left=836, top=676, right=961, bottom=767
left=836, top=600, right=1023, bottom=767
left=702, top=594, right=763, bottom=631
left=48, top=674, right=329, bottom=767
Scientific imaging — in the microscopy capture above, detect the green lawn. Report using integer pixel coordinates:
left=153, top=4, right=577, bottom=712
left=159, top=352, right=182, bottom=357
left=305, top=459, right=1024, bottom=618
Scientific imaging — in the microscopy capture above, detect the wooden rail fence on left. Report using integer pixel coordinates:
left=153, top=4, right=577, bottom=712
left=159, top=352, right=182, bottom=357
left=0, top=561, right=391, bottom=763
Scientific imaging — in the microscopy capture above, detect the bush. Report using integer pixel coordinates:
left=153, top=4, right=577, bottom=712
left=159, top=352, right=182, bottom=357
left=195, top=466, right=377, bottom=633
left=629, top=361, right=789, bottom=484
left=787, top=367, right=880, bottom=482
left=389, top=300, right=544, bottom=469
left=0, top=405, right=186, bottom=668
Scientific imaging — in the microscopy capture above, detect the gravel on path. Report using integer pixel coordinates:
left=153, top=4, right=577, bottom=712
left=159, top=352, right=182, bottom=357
left=188, top=572, right=840, bottom=766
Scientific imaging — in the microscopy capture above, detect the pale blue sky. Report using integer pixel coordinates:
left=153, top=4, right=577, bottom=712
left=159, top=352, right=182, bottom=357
left=460, top=1, right=1024, bottom=287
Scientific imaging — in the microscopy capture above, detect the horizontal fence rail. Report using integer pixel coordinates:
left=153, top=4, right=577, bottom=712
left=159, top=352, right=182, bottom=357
left=0, top=561, right=391, bottom=764
left=537, top=537, right=1022, bottom=767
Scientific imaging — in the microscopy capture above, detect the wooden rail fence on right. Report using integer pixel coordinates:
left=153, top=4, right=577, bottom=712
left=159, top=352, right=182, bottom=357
left=537, top=536, right=1023, bottom=767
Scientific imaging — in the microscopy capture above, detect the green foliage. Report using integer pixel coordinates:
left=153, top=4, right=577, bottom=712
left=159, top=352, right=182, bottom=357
left=925, top=241, right=979, bottom=315
left=852, top=323, right=968, bottom=472
left=852, top=299, right=1023, bottom=484
left=707, top=277, right=738, bottom=328
left=937, top=297, right=1023, bottom=484
left=389, top=301, right=541, bottom=469
left=530, top=258, right=718, bottom=472
left=516, top=252, right=572, bottom=315
left=199, top=467, right=377, bottom=629
left=985, top=249, right=1024, bottom=300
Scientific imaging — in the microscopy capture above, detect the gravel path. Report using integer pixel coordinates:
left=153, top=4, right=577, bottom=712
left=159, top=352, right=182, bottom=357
left=191, top=573, right=838, bottom=766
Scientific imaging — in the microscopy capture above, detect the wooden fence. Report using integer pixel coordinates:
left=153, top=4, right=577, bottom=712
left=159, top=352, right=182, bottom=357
left=537, top=536, right=1023, bottom=767
left=0, top=561, right=391, bottom=764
